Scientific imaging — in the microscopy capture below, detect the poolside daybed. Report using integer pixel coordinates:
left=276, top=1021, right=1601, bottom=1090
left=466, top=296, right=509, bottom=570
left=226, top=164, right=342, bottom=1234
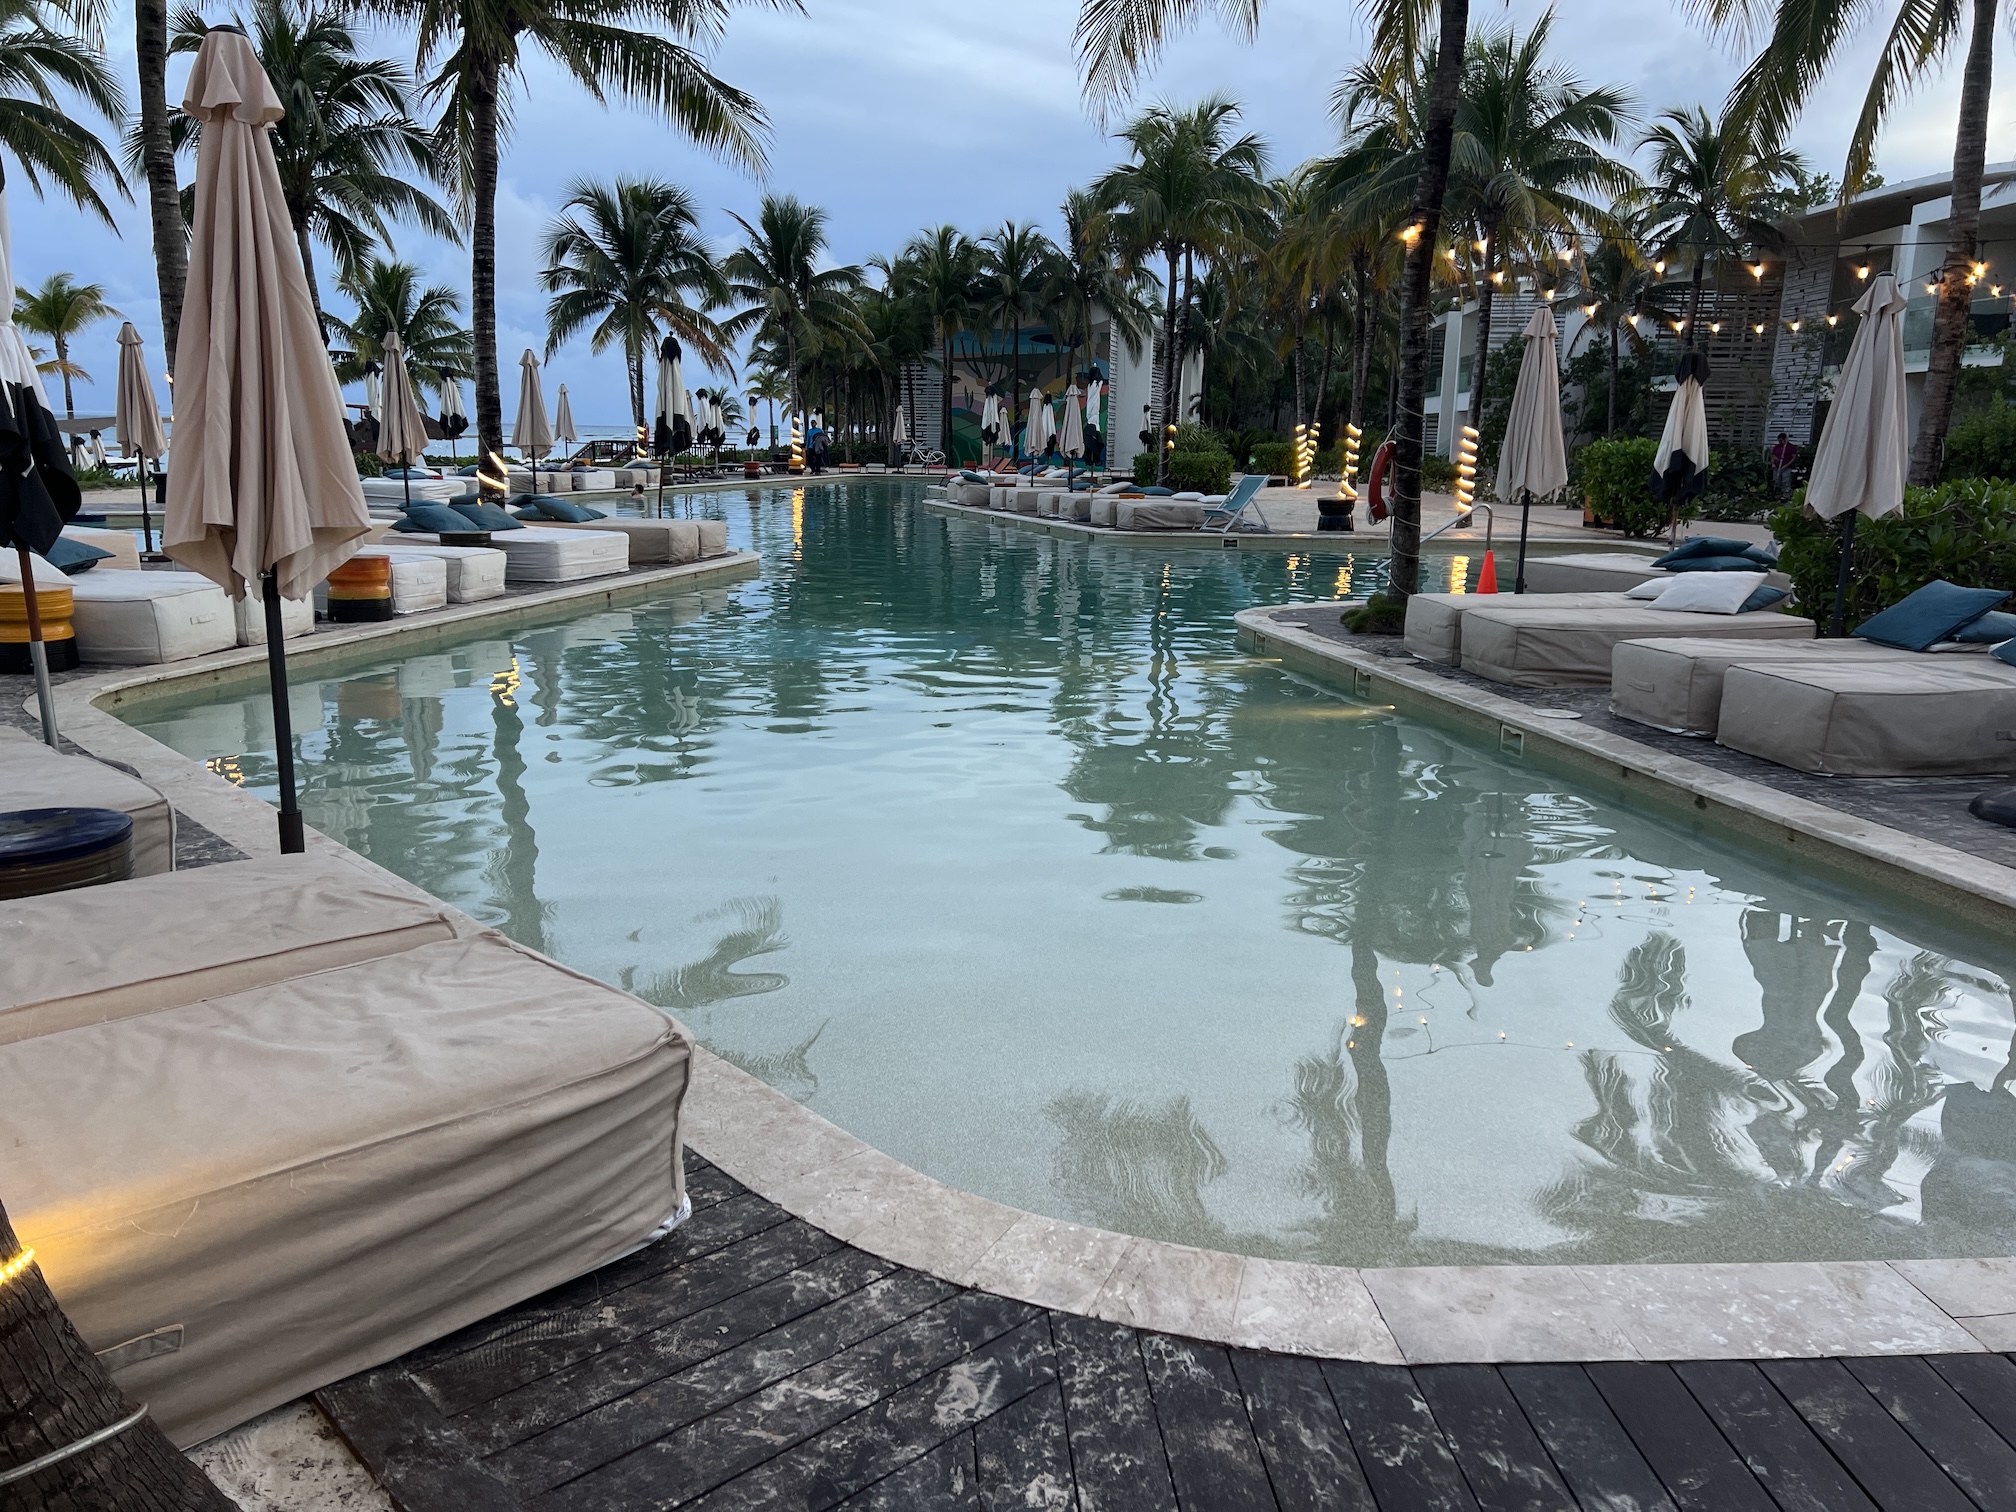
left=0, top=855, right=693, bottom=1448
left=0, top=726, right=174, bottom=875
left=1717, top=658, right=2016, bottom=775
left=1521, top=550, right=1792, bottom=595
left=1611, top=637, right=1901, bottom=737
left=375, top=542, right=508, bottom=603
left=394, top=523, right=629, bottom=583
left=1403, top=591, right=1627, bottom=666
left=1459, top=599, right=1814, bottom=687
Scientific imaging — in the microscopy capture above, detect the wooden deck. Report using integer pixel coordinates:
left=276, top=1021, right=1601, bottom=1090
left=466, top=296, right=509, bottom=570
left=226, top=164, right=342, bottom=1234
left=318, top=1155, right=2016, bottom=1511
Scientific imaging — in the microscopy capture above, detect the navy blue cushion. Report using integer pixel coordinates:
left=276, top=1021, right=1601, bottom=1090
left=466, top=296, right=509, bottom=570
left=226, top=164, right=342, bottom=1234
left=44, top=537, right=112, bottom=574
left=1740, top=584, right=1790, bottom=614
left=1140, top=485, right=1174, bottom=497
left=529, top=497, right=606, bottom=523
left=455, top=464, right=481, bottom=477
left=1665, top=554, right=1768, bottom=573
left=1654, top=536, right=1776, bottom=569
left=450, top=500, right=525, bottom=531
left=1955, top=609, right=2016, bottom=643
left=391, top=503, right=473, bottom=534
left=1995, top=638, right=2016, bottom=668
left=1854, top=580, right=2012, bottom=651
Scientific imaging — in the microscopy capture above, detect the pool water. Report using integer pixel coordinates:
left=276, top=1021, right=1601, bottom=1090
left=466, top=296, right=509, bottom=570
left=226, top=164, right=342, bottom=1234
left=125, top=482, right=2016, bottom=1267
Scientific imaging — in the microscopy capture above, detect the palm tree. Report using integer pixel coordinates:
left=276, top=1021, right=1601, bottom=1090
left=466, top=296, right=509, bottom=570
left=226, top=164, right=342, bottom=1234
left=893, top=224, right=982, bottom=459
left=1048, top=186, right=1157, bottom=393
left=12, top=271, right=117, bottom=416
left=326, top=257, right=472, bottom=396
left=168, top=0, right=455, bottom=339
left=722, top=193, right=865, bottom=420
left=747, top=364, right=789, bottom=448
left=1445, top=12, right=1635, bottom=429
left=0, top=0, right=123, bottom=223
left=1089, top=94, right=1271, bottom=480
left=379, top=0, right=773, bottom=484
left=135, top=0, right=186, bottom=371
left=1626, top=106, right=1801, bottom=349
left=540, top=176, right=729, bottom=431
left=979, top=221, right=1058, bottom=457
left=1697, top=0, right=1997, bottom=483
left=856, top=273, right=931, bottom=463
left=1573, top=235, right=1673, bottom=437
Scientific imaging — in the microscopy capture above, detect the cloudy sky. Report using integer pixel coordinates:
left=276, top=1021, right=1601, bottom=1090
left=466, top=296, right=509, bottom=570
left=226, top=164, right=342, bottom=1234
left=15, top=0, right=2013, bottom=429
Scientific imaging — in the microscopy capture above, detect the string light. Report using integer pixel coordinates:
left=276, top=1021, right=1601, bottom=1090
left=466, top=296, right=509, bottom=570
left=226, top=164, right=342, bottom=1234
left=1749, top=262, right=1766, bottom=280
left=1399, top=223, right=1421, bottom=243
left=1474, top=238, right=1489, bottom=254
left=1582, top=303, right=1597, bottom=318
left=1789, top=319, right=1803, bottom=332
left=1540, top=287, right=1555, bottom=301
left=1827, top=314, right=1839, bottom=327
left=1974, top=261, right=1989, bottom=278
left=1490, top=270, right=1505, bottom=285
left=1454, top=426, right=1479, bottom=511
left=1752, top=323, right=1765, bottom=334
left=1927, top=280, right=1941, bottom=296
left=1709, top=321, right=1722, bottom=333
left=1855, top=264, right=1871, bottom=280
left=0, top=1247, right=34, bottom=1288
left=1653, top=259, right=1666, bottom=275
left=1340, top=422, right=1363, bottom=503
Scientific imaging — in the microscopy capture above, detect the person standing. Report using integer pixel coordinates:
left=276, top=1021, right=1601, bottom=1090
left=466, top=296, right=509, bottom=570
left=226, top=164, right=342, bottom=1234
left=1769, top=431, right=1800, bottom=496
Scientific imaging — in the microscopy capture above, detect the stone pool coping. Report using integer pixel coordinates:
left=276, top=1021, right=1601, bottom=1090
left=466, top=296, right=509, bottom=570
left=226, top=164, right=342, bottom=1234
left=25, top=555, right=2016, bottom=1368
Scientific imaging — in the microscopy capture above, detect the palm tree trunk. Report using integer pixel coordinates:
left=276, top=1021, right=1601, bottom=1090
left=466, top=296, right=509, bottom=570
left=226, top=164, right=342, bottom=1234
left=1467, top=227, right=1498, bottom=432
left=940, top=335, right=953, bottom=460
left=0, top=1204, right=237, bottom=1509
left=628, top=340, right=645, bottom=432
left=1292, top=328, right=1306, bottom=430
left=1608, top=323, right=1619, bottom=437
left=293, top=219, right=327, bottom=347
left=1012, top=318, right=1022, bottom=461
left=1349, top=256, right=1373, bottom=429
left=1158, top=246, right=1180, bottom=483
left=56, top=335, right=73, bottom=417
left=135, top=0, right=187, bottom=373
left=1389, top=0, right=1471, bottom=607
left=1910, top=0, right=1998, bottom=484
left=1686, top=257, right=1707, bottom=347
left=468, top=52, right=504, bottom=486
left=1315, top=326, right=1337, bottom=442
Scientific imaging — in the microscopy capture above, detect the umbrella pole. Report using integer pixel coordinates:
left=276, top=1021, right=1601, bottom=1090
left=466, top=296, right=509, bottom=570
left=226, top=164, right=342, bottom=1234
left=140, top=458, right=156, bottom=555
left=261, top=570, right=306, bottom=854
left=15, top=544, right=58, bottom=747
left=1513, top=490, right=1533, bottom=595
left=1828, top=511, right=1858, bottom=637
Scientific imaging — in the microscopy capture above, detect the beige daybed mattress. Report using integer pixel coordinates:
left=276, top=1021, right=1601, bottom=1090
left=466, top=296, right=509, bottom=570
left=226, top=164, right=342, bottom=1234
left=397, top=525, right=628, bottom=583
left=1402, top=591, right=1624, bottom=666
left=1461, top=602, right=1815, bottom=687
left=377, top=542, right=508, bottom=603
left=1611, top=637, right=1904, bottom=737
left=1521, top=552, right=1792, bottom=595
left=360, top=476, right=462, bottom=505
left=0, top=727, right=174, bottom=875
left=70, top=572, right=238, bottom=664
left=1, top=915, right=691, bottom=1447
left=1116, top=499, right=1205, bottom=530
left=1717, top=658, right=2016, bottom=775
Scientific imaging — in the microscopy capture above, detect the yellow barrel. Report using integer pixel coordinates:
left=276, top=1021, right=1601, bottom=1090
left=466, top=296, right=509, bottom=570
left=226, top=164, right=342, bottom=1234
left=327, top=554, right=394, bottom=622
left=0, top=584, right=79, bottom=672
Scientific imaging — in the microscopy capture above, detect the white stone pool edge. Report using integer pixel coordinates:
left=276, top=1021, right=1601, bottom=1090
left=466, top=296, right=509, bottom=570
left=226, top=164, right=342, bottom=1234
left=26, top=564, right=2016, bottom=1369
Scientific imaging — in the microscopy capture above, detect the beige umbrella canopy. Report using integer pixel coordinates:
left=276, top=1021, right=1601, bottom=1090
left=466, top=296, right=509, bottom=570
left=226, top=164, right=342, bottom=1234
left=1495, top=306, right=1569, bottom=592
left=553, top=383, right=578, bottom=456
left=1806, top=271, right=1909, bottom=632
left=166, top=27, right=370, bottom=852
left=114, top=322, right=168, bottom=553
left=513, top=349, right=552, bottom=487
left=375, top=332, right=429, bottom=475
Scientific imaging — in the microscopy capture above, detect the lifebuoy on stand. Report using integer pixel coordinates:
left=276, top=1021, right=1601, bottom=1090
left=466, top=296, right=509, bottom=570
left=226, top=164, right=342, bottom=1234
left=1365, top=440, right=1396, bottom=523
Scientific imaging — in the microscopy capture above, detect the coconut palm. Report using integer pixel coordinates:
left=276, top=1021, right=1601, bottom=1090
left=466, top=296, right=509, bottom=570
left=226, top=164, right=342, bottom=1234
left=1090, top=94, right=1271, bottom=477
left=1697, top=0, right=1996, bottom=484
left=376, top=0, right=774, bottom=481
left=326, top=256, right=472, bottom=395
left=747, top=364, right=789, bottom=448
left=1573, top=235, right=1675, bottom=437
left=166, top=1, right=455, bottom=338
left=0, top=0, right=124, bottom=223
left=1626, top=105, right=1802, bottom=349
left=540, top=176, right=729, bottom=432
left=892, top=224, right=982, bottom=458
left=12, top=271, right=117, bottom=417
left=1048, top=186, right=1157, bottom=391
left=722, top=193, right=865, bottom=420
left=978, top=221, right=1059, bottom=456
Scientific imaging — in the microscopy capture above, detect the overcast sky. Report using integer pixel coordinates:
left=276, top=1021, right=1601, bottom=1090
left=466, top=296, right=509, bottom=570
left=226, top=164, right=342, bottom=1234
left=16, top=0, right=2015, bottom=429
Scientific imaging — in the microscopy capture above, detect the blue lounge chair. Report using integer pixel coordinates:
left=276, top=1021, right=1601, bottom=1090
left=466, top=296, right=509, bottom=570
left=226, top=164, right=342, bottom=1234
left=1200, top=473, right=1269, bottom=533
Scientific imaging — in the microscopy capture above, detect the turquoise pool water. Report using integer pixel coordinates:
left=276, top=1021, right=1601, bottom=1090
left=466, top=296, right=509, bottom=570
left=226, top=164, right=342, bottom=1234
left=125, top=482, right=2016, bottom=1267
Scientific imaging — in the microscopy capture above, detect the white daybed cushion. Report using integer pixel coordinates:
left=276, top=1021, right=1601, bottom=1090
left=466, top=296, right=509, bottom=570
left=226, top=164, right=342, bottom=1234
left=1116, top=500, right=1205, bottom=530
left=508, top=469, right=571, bottom=494
left=66, top=571, right=237, bottom=664
left=1518, top=553, right=1669, bottom=594
left=697, top=519, right=728, bottom=557
left=1, top=930, right=690, bottom=1447
left=0, top=727, right=174, bottom=877
left=1625, top=577, right=1673, bottom=601
left=1090, top=496, right=1122, bottom=527
left=360, top=477, right=462, bottom=505
left=1643, top=571, right=1767, bottom=614
left=313, top=549, right=449, bottom=615
left=571, top=468, right=618, bottom=491
left=1401, top=591, right=1625, bottom=667
left=396, top=526, right=628, bottom=584
left=1011, top=488, right=1043, bottom=514
left=0, top=855, right=463, bottom=1043
left=1460, top=602, right=1815, bottom=688
left=1611, top=637, right=1906, bottom=738
left=228, top=586, right=314, bottom=645
left=569, top=517, right=695, bottom=565
left=1716, top=659, right=2016, bottom=776
left=63, top=526, right=142, bottom=570
left=376, top=543, right=508, bottom=603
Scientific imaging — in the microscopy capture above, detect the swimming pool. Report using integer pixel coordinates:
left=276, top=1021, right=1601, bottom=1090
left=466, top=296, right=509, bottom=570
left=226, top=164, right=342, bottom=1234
left=124, top=481, right=2016, bottom=1268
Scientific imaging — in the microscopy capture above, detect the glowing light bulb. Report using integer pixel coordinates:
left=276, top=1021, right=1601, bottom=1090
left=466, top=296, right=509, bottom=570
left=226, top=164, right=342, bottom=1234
left=1855, top=264, right=1871, bottom=280
left=1653, top=259, right=1666, bottom=275
left=1749, top=262, right=1766, bottom=280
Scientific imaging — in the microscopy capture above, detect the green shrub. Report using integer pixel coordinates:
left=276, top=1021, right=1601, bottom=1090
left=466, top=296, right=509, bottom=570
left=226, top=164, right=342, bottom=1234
left=1695, top=450, right=1777, bottom=523
left=1941, top=402, right=2016, bottom=481
left=1769, top=478, right=2016, bottom=627
left=1341, top=592, right=1407, bottom=634
left=354, top=451, right=385, bottom=478
left=1420, top=453, right=1457, bottom=490
left=1249, top=440, right=1295, bottom=476
left=1171, top=421, right=1222, bottom=455
left=1132, top=451, right=1160, bottom=486
left=1166, top=450, right=1232, bottom=495
left=1576, top=436, right=1670, bottom=537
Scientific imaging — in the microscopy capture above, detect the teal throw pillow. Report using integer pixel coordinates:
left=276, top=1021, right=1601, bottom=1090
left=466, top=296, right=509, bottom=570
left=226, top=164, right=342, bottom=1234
left=392, top=503, right=474, bottom=534
left=1740, top=584, right=1789, bottom=614
left=1955, top=609, right=2016, bottom=643
left=1854, top=580, right=2012, bottom=651
left=450, top=500, right=525, bottom=531
left=531, top=497, right=607, bottom=523
left=45, top=537, right=113, bottom=574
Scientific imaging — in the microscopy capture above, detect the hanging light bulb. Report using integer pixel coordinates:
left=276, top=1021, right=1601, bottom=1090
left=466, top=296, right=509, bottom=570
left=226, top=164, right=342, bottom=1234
left=1653, top=258, right=1667, bottom=275
left=1710, top=321, right=1722, bottom=333
left=1928, top=280, right=1942, bottom=296
left=1400, top=222, right=1421, bottom=242
left=1749, top=262, right=1766, bottom=280
left=1753, top=322, right=1766, bottom=334
left=1541, top=287, right=1555, bottom=300
left=1855, top=264, right=1871, bottom=280
left=1582, top=303, right=1598, bottom=317
left=1974, top=261, right=1990, bottom=278
left=1827, top=314, right=1840, bottom=326
left=1490, top=269, right=1504, bottom=285
left=1474, top=237, right=1489, bottom=254
left=1789, top=319, right=1803, bottom=332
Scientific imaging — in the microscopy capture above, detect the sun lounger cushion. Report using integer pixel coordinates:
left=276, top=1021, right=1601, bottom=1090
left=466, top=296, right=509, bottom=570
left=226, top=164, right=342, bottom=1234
left=1641, top=571, right=1768, bottom=615
left=360, top=477, right=462, bottom=505
left=1610, top=637, right=1906, bottom=737
left=68, top=572, right=238, bottom=664
left=62, top=526, right=142, bottom=571
left=1852, top=579, right=2012, bottom=651
left=697, top=519, right=728, bottom=557
left=311, top=549, right=448, bottom=615
left=1460, top=601, right=1815, bottom=687
left=1, top=929, right=690, bottom=1447
left=1402, top=591, right=1625, bottom=666
left=1519, top=551, right=1792, bottom=595
left=0, top=728, right=173, bottom=877
left=1011, top=489, right=1042, bottom=513
left=569, top=517, right=698, bottom=564
left=1717, top=658, right=2016, bottom=775
left=396, top=525, right=628, bottom=584
left=571, top=469, right=618, bottom=491
left=1116, top=500, right=1205, bottom=530
left=1089, top=496, right=1119, bottom=527
left=507, top=469, right=571, bottom=494
left=376, top=543, right=508, bottom=603
left=221, top=582, right=314, bottom=645
left=0, top=856, right=463, bottom=1043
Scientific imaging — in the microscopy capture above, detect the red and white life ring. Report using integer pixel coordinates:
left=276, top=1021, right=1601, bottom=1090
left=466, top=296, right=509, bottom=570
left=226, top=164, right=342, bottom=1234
left=1366, top=440, right=1396, bottom=523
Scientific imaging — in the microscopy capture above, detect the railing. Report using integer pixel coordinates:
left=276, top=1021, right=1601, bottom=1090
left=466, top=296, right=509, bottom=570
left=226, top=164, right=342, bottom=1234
left=1422, top=500, right=1494, bottom=549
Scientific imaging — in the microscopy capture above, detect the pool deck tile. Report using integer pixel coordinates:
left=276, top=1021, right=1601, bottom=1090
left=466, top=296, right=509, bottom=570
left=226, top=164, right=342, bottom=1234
left=762, top=1144, right=934, bottom=1245
left=960, top=1214, right=1135, bottom=1314
left=1088, top=1236, right=1248, bottom=1338
left=1228, top=1256, right=1405, bottom=1362
left=1361, top=1264, right=1640, bottom=1364
left=1889, top=1257, right=2016, bottom=1321
left=845, top=1179, right=1025, bottom=1280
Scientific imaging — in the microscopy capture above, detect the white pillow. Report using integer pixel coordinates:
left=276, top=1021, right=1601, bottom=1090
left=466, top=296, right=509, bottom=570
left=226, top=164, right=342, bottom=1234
left=1644, top=571, right=1767, bottom=615
left=1624, top=577, right=1674, bottom=600
left=1171, top=491, right=1206, bottom=501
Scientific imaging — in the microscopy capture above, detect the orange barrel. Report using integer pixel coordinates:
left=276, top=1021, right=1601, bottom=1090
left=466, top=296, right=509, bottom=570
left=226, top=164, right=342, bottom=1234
left=0, top=582, right=79, bottom=673
left=326, top=553, right=394, bottom=621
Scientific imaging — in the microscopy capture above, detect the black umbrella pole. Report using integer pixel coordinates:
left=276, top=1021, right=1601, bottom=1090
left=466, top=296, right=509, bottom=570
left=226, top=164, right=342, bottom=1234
left=262, top=570, right=305, bottom=855
left=1514, top=492, right=1533, bottom=595
left=16, top=544, right=57, bottom=746
left=140, top=459, right=156, bottom=554
left=1828, top=512, right=1858, bottom=638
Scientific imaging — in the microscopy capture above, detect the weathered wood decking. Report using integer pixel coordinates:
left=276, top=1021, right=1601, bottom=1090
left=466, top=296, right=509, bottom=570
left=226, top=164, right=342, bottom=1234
left=317, top=1155, right=2016, bottom=1510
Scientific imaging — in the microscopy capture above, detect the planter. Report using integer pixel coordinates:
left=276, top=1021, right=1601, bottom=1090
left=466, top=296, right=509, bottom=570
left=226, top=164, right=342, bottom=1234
left=1316, top=497, right=1355, bottom=533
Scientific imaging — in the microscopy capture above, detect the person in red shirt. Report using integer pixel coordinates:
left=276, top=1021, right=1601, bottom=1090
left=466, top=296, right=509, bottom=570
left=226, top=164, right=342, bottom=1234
left=1769, top=431, right=1799, bottom=495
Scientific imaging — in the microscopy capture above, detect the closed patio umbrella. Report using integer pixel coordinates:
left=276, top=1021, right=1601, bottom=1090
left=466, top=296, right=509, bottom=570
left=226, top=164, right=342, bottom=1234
left=553, top=382, right=578, bottom=464
left=891, top=402, right=907, bottom=465
left=375, top=332, right=429, bottom=508
left=437, top=377, right=467, bottom=465
left=115, top=321, right=168, bottom=555
left=1807, top=271, right=1909, bottom=635
left=653, top=336, right=690, bottom=456
left=1495, top=306, right=1569, bottom=592
left=513, top=348, right=552, bottom=491
left=360, top=360, right=381, bottom=418
left=1025, top=385, right=1050, bottom=463
left=1651, top=350, right=1711, bottom=540
left=1059, top=383, right=1086, bottom=460
left=166, top=28, right=371, bottom=852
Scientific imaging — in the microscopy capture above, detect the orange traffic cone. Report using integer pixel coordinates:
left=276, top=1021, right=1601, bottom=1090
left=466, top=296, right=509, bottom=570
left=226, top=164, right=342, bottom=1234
left=1476, top=551, right=1499, bottom=594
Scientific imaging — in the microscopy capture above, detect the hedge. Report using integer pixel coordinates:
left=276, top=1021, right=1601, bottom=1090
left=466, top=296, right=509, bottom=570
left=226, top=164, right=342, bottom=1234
left=1133, top=449, right=1232, bottom=493
left=1576, top=436, right=1667, bottom=537
left=1769, top=478, right=2016, bottom=626
left=1941, top=403, right=2016, bottom=482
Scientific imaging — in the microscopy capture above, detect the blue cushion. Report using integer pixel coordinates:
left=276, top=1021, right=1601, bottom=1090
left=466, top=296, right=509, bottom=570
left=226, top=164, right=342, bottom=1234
left=1853, top=580, right=2012, bottom=651
left=1995, top=638, right=2016, bottom=668
left=391, top=503, right=474, bottom=534
left=44, top=537, right=112, bottom=574
left=960, top=470, right=990, bottom=483
left=1740, top=584, right=1790, bottom=614
left=1140, top=485, right=1174, bottom=497
left=1665, top=554, right=1769, bottom=573
left=529, top=497, right=606, bottom=523
left=1655, top=536, right=1755, bottom=566
left=456, top=464, right=481, bottom=477
left=1955, top=609, right=2016, bottom=643
left=450, top=500, right=525, bottom=531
